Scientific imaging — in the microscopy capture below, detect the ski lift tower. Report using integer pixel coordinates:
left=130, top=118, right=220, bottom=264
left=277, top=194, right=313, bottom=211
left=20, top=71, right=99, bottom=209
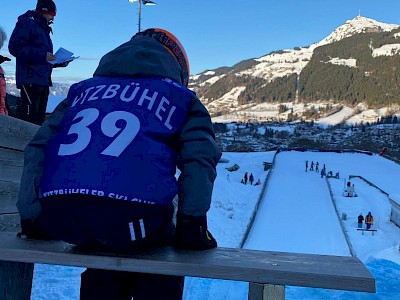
left=128, top=0, right=157, bottom=33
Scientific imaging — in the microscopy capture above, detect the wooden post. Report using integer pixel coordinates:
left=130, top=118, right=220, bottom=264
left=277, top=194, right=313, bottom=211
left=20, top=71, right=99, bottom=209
left=0, top=212, right=33, bottom=300
left=0, top=116, right=38, bottom=299
left=0, top=261, right=34, bottom=300
left=249, top=283, right=285, bottom=300
left=0, top=215, right=34, bottom=300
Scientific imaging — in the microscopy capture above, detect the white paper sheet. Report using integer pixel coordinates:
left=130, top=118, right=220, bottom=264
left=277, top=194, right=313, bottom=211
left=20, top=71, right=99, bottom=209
left=50, top=47, right=79, bottom=65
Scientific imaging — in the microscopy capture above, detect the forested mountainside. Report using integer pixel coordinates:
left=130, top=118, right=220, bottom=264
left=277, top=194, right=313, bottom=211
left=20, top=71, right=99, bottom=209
left=299, top=28, right=400, bottom=108
left=189, top=17, right=400, bottom=114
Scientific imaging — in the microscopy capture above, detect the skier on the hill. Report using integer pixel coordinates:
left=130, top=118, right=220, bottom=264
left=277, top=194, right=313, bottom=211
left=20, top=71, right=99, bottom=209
left=249, top=173, right=254, bottom=185
left=310, top=161, right=314, bottom=171
left=357, top=213, right=364, bottom=229
left=244, top=172, right=248, bottom=185
left=320, top=164, right=326, bottom=178
left=305, top=160, right=308, bottom=172
left=16, top=28, right=221, bottom=300
left=315, top=162, right=319, bottom=172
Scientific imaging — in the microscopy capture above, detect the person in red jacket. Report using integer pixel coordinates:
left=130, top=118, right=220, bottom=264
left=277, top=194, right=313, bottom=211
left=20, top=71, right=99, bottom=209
left=0, top=26, right=10, bottom=115
left=365, top=212, right=374, bottom=230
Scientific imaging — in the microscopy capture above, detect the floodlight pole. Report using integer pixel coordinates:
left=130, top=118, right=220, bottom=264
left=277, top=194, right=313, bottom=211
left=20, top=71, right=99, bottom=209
left=137, top=0, right=142, bottom=32
left=129, top=0, right=156, bottom=33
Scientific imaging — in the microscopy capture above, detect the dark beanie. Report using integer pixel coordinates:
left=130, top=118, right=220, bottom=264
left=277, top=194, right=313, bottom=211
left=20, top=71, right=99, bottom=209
left=36, top=0, right=57, bottom=16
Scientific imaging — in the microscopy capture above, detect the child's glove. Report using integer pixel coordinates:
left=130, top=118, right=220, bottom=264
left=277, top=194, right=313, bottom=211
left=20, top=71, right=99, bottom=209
left=17, top=218, right=51, bottom=240
left=0, top=55, right=11, bottom=65
left=174, top=213, right=217, bottom=250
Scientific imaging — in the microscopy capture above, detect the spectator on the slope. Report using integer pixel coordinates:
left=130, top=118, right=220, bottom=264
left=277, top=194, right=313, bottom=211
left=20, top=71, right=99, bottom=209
left=315, top=162, right=319, bottom=172
left=249, top=173, right=254, bottom=185
left=344, top=181, right=353, bottom=197
left=348, top=184, right=355, bottom=197
left=365, top=212, right=374, bottom=230
left=0, top=26, right=10, bottom=115
left=320, top=168, right=326, bottom=178
left=357, top=213, right=364, bottom=229
left=310, top=161, right=314, bottom=171
left=352, top=184, right=357, bottom=197
left=254, top=179, right=261, bottom=186
left=244, top=172, right=248, bottom=185
left=305, top=160, right=308, bottom=172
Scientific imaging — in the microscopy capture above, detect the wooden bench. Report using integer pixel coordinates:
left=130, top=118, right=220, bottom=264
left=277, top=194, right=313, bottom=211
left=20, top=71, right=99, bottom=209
left=357, top=228, right=377, bottom=236
left=0, top=231, right=376, bottom=299
left=0, top=115, right=376, bottom=299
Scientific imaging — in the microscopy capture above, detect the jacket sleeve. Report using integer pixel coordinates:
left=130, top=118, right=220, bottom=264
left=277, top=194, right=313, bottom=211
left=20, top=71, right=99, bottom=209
left=8, top=19, right=48, bottom=64
left=176, top=95, right=221, bottom=217
left=17, top=99, right=69, bottom=220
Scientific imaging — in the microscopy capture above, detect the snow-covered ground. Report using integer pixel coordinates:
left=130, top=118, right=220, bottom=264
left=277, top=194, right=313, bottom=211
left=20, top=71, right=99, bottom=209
left=31, top=151, right=400, bottom=299
left=316, top=106, right=355, bottom=127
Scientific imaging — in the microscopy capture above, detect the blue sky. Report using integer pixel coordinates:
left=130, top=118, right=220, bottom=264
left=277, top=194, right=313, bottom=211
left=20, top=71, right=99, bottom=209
left=1, top=0, right=400, bottom=84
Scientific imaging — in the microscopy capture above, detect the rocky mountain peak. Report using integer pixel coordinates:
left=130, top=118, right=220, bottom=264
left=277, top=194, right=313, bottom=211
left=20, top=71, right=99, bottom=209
left=318, top=16, right=399, bottom=46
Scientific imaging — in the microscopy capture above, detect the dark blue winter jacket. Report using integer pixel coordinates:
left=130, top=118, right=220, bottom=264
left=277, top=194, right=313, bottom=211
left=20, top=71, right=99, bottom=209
left=17, top=37, right=222, bottom=221
left=8, top=10, right=53, bottom=87
left=40, top=76, right=193, bottom=206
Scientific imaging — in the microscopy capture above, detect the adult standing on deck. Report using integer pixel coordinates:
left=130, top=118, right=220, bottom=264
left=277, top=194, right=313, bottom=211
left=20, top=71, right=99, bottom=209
left=8, top=0, right=68, bottom=125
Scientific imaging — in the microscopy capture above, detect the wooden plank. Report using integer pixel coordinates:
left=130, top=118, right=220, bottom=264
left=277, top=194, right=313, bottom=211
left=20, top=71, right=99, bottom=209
left=0, top=115, right=39, bottom=151
left=249, top=283, right=265, bottom=300
left=0, top=260, right=34, bottom=300
left=249, top=283, right=285, bottom=300
left=263, top=284, right=285, bottom=300
left=0, top=180, right=19, bottom=214
left=0, top=148, right=24, bottom=182
left=0, top=213, right=20, bottom=232
left=0, top=232, right=375, bottom=293
left=1, top=117, right=31, bottom=300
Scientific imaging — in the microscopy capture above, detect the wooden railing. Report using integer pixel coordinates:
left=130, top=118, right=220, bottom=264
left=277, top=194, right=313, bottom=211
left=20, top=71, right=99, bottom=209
left=0, top=114, right=375, bottom=300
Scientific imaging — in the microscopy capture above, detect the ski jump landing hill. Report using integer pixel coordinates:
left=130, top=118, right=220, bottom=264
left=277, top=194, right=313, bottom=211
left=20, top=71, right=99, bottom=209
left=244, top=151, right=351, bottom=256
left=0, top=114, right=375, bottom=300
left=241, top=149, right=400, bottom=263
